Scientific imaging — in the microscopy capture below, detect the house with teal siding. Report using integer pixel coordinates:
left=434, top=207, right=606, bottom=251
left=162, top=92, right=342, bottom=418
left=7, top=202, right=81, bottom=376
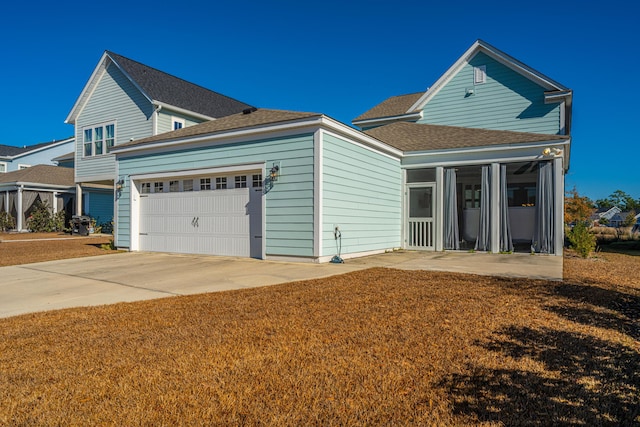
left=64, top=51, right=254, bottom=228
left=105, top=39, right=571, bottom=263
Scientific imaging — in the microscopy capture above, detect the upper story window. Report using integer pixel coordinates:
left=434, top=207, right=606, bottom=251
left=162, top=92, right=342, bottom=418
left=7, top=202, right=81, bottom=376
left=83, top=122, right=115, bottom=157
left=473, top=65, right=486, bottom=85
left=172, top=117, right=186, bottom=130
left=18, top=164, right=31, bottom=170
left=0, top=162, right=6, bottom=173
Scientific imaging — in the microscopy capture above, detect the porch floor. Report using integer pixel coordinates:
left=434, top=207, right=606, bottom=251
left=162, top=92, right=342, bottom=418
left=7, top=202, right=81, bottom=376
left=347, top=250, right=563, bottom=281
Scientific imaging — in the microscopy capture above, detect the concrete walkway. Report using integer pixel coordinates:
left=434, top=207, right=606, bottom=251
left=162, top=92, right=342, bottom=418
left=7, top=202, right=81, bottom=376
left=0, top=250, right=562, bottom=319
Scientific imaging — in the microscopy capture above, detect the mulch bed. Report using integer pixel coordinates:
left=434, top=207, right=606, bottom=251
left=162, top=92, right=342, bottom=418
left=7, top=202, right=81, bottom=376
left=0, top=249, right=638, bottom=425
left=0, top=233, right=118, bottom=267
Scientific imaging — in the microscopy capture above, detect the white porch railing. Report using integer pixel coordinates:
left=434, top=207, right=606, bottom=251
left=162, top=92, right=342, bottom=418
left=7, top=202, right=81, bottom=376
left=407, top=219, right=434, bottom=249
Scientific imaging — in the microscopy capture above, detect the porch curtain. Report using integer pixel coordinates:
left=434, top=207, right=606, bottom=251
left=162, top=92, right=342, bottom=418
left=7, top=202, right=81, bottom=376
left=0, top=192, right=4, bottom=212
left=532, top=161, right=554, bottom=254
left=500, top=164, right=514, bottom=252
left=475, top=165, right=491, bottom=251
left=443, top=168, right=459, bottom=250
left=38, top=192, right=54, bottom=212
left=9, top=192, right=17, bottom=226
left=22, top=191, right=39, bottom=229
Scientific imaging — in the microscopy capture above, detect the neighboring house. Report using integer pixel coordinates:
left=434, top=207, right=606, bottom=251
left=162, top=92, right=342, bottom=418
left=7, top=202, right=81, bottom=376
left=592, top=207, right=640, bottom=228
left=52, top=151, right=75, bottom=169
left=64, top=51, right=254, bottom=226
left=109, top=40, right=572, bottom=261
left=0, top=137, right=74, bottom=173
left=0, top=165, right=75, bottom=232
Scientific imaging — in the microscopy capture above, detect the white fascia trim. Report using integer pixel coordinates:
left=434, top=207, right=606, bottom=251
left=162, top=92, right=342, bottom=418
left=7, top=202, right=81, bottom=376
left=113, top=116, right=325, bottom=155
left=313, top=129, right=323, bottom=258
left=352, top=111, right=423, bottom=128
left=544, top=90, right=572, bottom=104
left=408, top=40, right=569, bottom=113
left=319, top=116, right=404, bottom=159
left=403, top=139, right=570, bottom=158
left=154, top=101, right=216, bottom=122
left=129, top=162, right=265, bottom=181
left=9, top=182, right=75, bottom=191
left=9, top=137, right=75, bottom=160
left=65, top=53, right=111, bottom=124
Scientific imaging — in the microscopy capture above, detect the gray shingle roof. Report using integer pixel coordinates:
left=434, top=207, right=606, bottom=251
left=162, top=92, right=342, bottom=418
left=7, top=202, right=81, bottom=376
left=114, top=109, right=322, bottom=150
left=364, top=122, right=569, bottom=152
left=0, top=165, right=74, bottom=186
left=352, top=92, right=423, bottom=123
left=107, top=51, right=254, bottom=119
left=0, top=138, right=73, bottom=158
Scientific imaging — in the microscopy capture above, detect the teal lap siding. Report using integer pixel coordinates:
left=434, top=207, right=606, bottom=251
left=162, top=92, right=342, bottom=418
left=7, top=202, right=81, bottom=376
left=418, top=52, right=561, bottom=134
left=322, top=133, right=401, bottom=257
left=116, top=134, right=315, bottom=256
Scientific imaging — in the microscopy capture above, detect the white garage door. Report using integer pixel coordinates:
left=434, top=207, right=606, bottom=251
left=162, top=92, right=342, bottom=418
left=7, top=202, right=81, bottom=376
left=139, top=188, right=262, bottom=258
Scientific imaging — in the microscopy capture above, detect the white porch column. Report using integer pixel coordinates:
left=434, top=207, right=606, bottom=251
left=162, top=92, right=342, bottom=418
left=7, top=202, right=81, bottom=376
left=76, top=184, right=83, bottom=216
left=16, top=186, right=23, bottom=231
left=435, top=166, right=444, bottom=251
left=553, top=157, right=564, bottom=256
left=490, top=163, right=500, bottom=253
left=52, top=191, right=58, bottom=215
left=3, top=191, right=8, bottom=213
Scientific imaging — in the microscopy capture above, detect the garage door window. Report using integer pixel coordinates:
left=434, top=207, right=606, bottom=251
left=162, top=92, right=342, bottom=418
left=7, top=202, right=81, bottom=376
left=154, top=182, right=164, bottom=193
left=183, top=179, right=193, bottom=192
left=141, top=182, right=151, bottom=194
left=216, top=177, right=227, bottom=189
left=169, top=180, right=179, bottom=192
left=200, top=178, right=211, bottom=190
left=235, top=176, right=247, bottom=188
left=252, top=174, right=262, bottom=188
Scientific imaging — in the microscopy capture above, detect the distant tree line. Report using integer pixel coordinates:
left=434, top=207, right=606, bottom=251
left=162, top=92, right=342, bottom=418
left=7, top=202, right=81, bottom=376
left=593, top=189, right=640, bottom=212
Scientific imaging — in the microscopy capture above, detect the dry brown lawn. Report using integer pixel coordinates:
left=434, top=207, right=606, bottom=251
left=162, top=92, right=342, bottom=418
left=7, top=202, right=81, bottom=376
left=0, top=247, right=638, bottom=425
left=0, top=232, right=118, bottom=267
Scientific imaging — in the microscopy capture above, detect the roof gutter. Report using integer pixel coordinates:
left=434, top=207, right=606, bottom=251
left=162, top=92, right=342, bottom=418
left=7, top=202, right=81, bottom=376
left=153, top=101, right=216, bottom=122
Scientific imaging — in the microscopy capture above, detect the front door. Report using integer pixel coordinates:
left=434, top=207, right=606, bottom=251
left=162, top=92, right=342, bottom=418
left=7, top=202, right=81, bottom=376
left=406, top=184, right=435, bottom=250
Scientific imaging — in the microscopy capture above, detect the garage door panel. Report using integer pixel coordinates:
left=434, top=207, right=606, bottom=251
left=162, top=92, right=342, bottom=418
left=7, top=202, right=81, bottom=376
left=138, top=186, right=261, bottom=258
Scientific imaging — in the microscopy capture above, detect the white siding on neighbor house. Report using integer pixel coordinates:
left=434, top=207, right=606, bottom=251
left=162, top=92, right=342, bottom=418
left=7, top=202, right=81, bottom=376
left=75, top=62, right=154, bottom=182
left=321, top=132, right=402, bottom=257
left=116, top=133, right=315, bottom=257
left=418, top=52, right=561, bottom=135
left=157, top=110, right=205, bottom=135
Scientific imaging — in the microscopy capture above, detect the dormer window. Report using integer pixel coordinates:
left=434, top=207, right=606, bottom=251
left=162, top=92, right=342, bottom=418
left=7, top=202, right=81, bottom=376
left=474, top=65, right=486, bottom=85
left=83, top=122, right=115, bottom=157
left=172, top=117, right=186, bottom=130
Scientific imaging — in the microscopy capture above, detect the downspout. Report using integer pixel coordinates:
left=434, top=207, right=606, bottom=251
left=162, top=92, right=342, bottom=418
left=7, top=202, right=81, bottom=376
left=152, top=103, right=162, bottom=136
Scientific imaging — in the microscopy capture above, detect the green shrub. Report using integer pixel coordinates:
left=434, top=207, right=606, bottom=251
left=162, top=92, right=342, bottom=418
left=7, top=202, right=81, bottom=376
left=0, top=211, right=16, bottom=231
left=26, top=200, right=67, bottom=233
left=567, top=222, right=596, bottom=258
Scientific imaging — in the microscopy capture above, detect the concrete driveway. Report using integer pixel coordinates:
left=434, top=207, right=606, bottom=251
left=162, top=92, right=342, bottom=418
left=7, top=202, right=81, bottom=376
left=0, top=250, right=562, bottom=318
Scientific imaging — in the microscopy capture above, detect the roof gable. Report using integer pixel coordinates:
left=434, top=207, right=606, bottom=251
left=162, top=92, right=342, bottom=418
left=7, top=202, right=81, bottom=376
left=353, top=40, right=572, bottom=128
left=66, top=51, right=253, bottom=124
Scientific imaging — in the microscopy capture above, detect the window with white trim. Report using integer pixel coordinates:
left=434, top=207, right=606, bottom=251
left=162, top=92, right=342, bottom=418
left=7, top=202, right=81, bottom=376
left=216, top=177, right=227, bottom=189
left=172, top=117, right=185, bottom=130
left=200, top=178, right=211, bottom=190
left=235, top=175, right=247, bottom=188
left=83, top=122, right=115, bottom=157
left=474, top=65, right=486, bottom=85
left=141, top=182, right=151, bottom=194
left=0, top=162, right=6, bottom=173
left=154, top=182, right=164, bottom=193
left=252, top=174, right=262, bottom=188
left=18, top=164, right=31, bottom=170
left=169, top=180, right=179, bottom=192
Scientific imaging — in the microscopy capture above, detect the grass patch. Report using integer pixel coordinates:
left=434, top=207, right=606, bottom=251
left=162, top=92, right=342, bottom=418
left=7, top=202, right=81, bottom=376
left=0, top=255, right=638, bottom=425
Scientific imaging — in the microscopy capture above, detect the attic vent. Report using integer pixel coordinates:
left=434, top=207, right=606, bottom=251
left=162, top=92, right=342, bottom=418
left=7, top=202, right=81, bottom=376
left=242, top=107, right=258, bottom=115
left=474, top=65, right=486, bottom=85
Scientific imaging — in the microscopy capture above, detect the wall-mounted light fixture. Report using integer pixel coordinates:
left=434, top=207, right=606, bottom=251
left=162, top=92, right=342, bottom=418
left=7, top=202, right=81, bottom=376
left=542, top=147, right=563, bottom=157
left=269, top=163, right=280, bottom=182
left=115, top=177, right=125, bottom=191
left=465, top=88, right=475, bottom=97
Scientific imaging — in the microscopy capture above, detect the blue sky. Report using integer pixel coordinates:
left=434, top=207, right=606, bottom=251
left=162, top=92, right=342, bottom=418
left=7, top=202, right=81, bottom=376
left=0, top=0, right=637, bottom=202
